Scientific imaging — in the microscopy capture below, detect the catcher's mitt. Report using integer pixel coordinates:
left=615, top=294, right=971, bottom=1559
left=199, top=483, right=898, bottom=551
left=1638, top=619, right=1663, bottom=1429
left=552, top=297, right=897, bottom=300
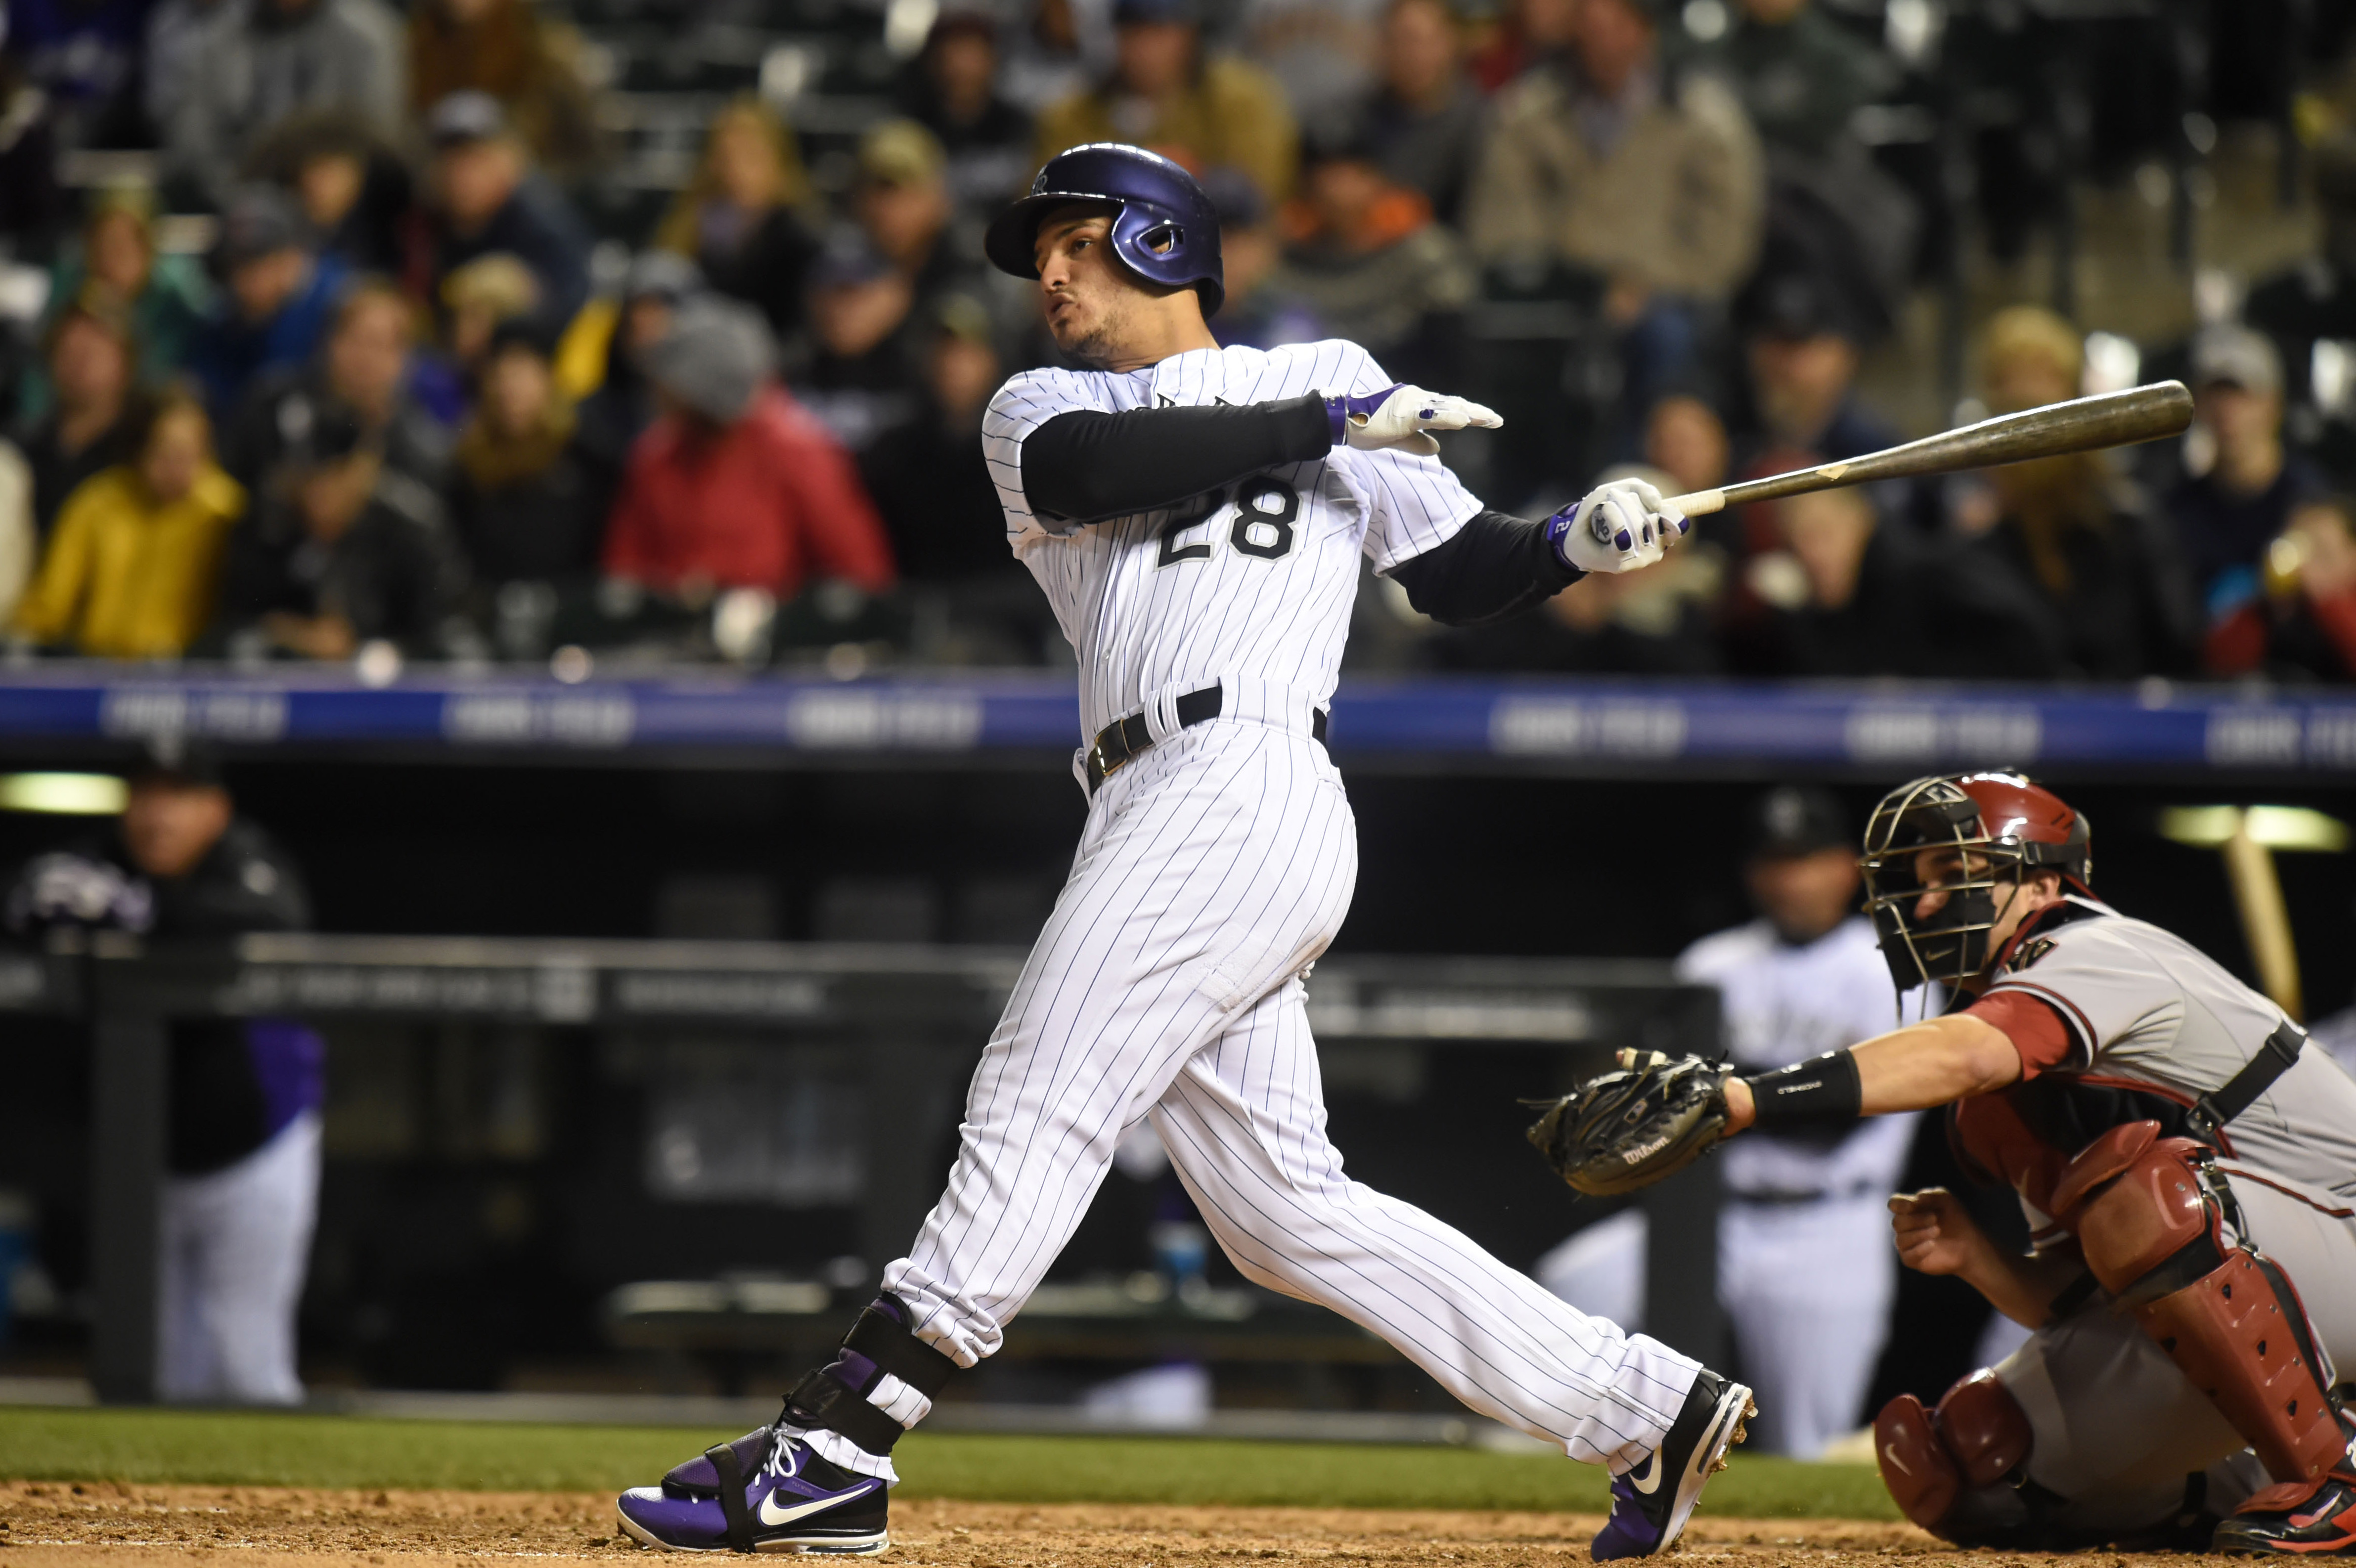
left=1526, top=1049, right=1733, bottom=1197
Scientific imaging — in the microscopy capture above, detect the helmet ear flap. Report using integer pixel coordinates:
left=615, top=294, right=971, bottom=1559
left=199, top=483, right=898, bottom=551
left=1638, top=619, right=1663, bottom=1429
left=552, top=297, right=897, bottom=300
left=1138, top=221, right=1181, bottom=256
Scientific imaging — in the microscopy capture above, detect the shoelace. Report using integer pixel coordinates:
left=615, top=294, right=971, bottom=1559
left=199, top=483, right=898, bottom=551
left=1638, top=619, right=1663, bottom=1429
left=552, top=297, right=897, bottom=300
left=759, top=1425, right=803, bottom=1482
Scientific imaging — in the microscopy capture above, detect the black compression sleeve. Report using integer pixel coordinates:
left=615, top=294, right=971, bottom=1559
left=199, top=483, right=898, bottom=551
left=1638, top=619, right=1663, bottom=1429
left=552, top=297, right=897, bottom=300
left=1021, top=394, right=1332, bottom=523
left=1743, top=1050, right=1865, bottom=1128
left=1384, top=510, right=1582, bottom=627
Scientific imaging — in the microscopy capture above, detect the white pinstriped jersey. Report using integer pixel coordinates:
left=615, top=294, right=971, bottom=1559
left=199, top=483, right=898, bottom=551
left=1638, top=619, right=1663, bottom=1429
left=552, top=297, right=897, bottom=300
left=981, top=340, right=1481, bottom=738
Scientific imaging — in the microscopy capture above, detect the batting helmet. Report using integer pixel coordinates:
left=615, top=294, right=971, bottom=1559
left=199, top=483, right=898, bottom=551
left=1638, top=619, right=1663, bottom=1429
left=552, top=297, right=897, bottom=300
left=984, top=143, right=1225, bottom=315
left=1859, top=772, right=2092, bottom=990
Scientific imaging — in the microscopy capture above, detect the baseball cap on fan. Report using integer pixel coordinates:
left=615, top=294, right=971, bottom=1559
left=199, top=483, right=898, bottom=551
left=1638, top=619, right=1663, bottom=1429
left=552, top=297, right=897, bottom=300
left=2189, top=324, right=2282, bottom=399
left=1745, top=785, right=1850, bottom=862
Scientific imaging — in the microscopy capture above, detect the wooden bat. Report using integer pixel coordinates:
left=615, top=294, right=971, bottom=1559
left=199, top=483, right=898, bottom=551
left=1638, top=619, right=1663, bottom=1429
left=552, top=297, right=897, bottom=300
left=1664, top=381, right=2195, bottom=518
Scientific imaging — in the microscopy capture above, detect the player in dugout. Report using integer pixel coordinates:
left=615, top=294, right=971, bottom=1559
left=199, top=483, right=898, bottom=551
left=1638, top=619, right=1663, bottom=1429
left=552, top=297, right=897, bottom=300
left=1549, top=771, right=2356, bottom=1553
left=616, top=142, right=1756, bottom=1562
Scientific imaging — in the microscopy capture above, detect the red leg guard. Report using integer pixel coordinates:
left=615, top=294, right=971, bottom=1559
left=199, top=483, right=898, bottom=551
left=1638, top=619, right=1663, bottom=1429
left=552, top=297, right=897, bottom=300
left=1873, top=1372, right=2035, bottom=1539
left=2065, top=1132, right=2345, bottom=1485
left=1874, top=1394, right=1959, bottom=1531
left=1937, top=1370, right=2033, bottom=1486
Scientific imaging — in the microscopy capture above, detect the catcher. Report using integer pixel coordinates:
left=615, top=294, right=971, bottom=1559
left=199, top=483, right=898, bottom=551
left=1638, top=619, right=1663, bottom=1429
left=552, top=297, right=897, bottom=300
left=1530, top=771, right=2356, bottom=1553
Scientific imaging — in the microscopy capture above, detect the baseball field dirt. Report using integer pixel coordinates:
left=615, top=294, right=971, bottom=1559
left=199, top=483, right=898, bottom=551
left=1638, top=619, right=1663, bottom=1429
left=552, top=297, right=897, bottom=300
left=0, top=1481, right=2245, bottom=1568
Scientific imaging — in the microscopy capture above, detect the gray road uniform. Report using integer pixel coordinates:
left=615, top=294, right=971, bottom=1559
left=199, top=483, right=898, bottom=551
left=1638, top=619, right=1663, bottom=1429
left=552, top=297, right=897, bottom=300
left=1923, top=895, right=2356, bottom=1541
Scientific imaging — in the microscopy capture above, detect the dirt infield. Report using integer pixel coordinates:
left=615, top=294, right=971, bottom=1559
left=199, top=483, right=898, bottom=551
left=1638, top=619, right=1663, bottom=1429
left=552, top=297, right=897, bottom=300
left=0, top=1481, right=2247, bottom=1568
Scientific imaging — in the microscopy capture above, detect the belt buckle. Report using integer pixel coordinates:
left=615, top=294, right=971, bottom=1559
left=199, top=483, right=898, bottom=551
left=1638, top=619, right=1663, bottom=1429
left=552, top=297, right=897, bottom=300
left=1087, top=738, right=1126, bottom=784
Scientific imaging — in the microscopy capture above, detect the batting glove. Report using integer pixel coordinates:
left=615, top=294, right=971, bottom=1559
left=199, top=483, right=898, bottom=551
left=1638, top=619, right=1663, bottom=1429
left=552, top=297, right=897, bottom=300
left=1326, top=385, right=1503, bottom=457
left=1545, top=477, right=1689, bottom=575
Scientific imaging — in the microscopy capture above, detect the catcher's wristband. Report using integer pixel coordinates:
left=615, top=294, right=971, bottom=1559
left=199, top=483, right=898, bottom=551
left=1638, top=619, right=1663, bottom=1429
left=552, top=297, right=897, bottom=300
left=1743, top=1049, right=1863, bottom=1128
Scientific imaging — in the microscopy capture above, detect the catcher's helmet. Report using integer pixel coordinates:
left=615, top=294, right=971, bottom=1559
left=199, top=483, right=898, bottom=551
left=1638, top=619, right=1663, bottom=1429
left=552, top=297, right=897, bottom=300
left=984, top=143, right=1225, bottom=314
left=1859, top=772, right=2092, bottom=991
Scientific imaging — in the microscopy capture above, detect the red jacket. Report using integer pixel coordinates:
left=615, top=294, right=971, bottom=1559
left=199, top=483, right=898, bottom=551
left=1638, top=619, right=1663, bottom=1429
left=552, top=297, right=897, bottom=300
left=602, top=387, right=897, bottom=598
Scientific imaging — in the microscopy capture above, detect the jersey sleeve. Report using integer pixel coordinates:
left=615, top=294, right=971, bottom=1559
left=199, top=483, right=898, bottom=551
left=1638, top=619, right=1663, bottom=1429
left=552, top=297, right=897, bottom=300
left=982, top=369, right=1111, bottom=547
left=1328, top=348, right=1485, bottom=574
left=1965, top=926, right=2178, bottom=1080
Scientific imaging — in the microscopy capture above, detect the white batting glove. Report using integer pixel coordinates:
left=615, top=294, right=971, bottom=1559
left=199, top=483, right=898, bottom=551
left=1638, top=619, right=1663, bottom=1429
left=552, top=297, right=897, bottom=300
left=1545, top=477, right=1690, bottom=575
left=1325, top=385, right=1503, bottom=457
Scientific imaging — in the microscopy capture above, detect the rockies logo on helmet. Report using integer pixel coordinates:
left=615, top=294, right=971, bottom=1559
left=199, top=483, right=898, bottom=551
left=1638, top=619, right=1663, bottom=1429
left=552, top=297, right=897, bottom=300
left=984, top=143, right=1226, bottom=315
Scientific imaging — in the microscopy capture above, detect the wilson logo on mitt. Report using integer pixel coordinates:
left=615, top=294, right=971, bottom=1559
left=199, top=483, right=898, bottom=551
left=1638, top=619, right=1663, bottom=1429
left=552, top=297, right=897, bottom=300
left=1525, top=1049, right=1733, bottom=1198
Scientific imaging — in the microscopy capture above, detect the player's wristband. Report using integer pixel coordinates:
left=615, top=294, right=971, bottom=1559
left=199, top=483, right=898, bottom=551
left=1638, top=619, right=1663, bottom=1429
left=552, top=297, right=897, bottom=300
left=1742, top=1050, right=1863, bottom=1128
left=1325, top=387, right=1403, bottom=446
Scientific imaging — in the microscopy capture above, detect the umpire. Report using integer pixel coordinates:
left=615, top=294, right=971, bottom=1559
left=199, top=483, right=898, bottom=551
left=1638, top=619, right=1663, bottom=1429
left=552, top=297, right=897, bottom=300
left=6, top=742, right=322, bottom=1402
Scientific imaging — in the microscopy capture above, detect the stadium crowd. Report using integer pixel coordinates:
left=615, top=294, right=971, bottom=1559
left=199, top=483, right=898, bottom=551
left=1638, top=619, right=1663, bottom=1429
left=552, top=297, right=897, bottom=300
left=0, top=0, right=2344, bottom=681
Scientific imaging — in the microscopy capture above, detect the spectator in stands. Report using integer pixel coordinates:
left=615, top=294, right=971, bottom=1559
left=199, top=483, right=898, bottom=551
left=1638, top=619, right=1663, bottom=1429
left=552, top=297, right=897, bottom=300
left=220, top=279, right=449, bottom=493
left=791, top=234, right=921, bottom=456
left=449, top=314, right=613, bottom=622
left=898, top=12, right=1035, bottom=218
left=1643, top=392, right=1729, bottom=499
left=1950, top=306, right=2197, bottom=680
left=144, top=0, right=230, bottom=138
left=1361, top=0, right=1484, bottom=226
left=12, top=394, right=244, bottom=659
left=1732, top=267, right=1893, bottom=463
left=423, top=92, right=591, bottom=332
left=188, top=187, right=348, bottom=416
left=244, top=112, right=413, bottom=277
left=438, top=252, right=543, bottom=397
left=1466, top=0, right=1576, bottom=91
left=20, top=291, right=149, bottom=540
left=9, top=0, right=155, bottom=148
left=855, top=121, right=969, bottom=308
left=999, top=0, right=1110, bottom=116
left=1034, top=0, right=1300, bottom=203
left=1206, top=170, right=1322, bottom=350
left=2205, top=497, right=2356, bottom=683
left=30, top=188, right=210, bottom=416
left=654, top=99, right=817, bottom=345
left=1243, top=0, right=1382, bottom=128
left=1466, top=0, right=1761, bottom=293
left=2246, top=129, right=2356, bottom=484
left=409, top=0, right=599, bottom=177
left=859, top=296, right=1025, bottom=593
left=1679, top=0, right=1892, bottom=162
left=1269, top=127, right=1474, bottom=388
left=578, top=251, right=702, bottom=471
left=1465, top=0, right=1762, bottom=426
left=170, top=0, right=405, bottom=205
left=602, top=298, right=896, bottom=606
left=1725, top=479, right=2064, bottom=679
left=213, top=407, right=472, bottom=660
left=5, top=741, right=323, bottom=1406
left=2166, top=325, right=2319, bottom=618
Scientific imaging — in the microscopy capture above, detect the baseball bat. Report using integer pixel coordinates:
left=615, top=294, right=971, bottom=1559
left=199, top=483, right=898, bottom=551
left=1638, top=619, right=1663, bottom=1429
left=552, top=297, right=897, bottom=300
left=1663, top=381, right=2194, bottom=518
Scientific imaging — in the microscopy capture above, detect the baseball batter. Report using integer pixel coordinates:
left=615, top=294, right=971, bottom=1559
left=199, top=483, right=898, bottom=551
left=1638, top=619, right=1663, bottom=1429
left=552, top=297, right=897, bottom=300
left=617, top=143, right=1753, bottom=1559
left=1586, top=771, right=2356, bottom=1553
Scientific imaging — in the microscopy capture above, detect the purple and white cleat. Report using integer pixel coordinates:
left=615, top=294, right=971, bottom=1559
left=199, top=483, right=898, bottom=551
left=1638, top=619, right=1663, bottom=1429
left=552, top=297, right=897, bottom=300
left=618, top=1416, right=888, bottom=1555
left=1590, top=1369, right=1755, bottom=1560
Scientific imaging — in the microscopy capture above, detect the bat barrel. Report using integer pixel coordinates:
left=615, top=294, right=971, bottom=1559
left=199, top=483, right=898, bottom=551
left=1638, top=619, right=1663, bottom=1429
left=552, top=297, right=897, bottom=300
left=1666, top=380, right=2194, bottom=517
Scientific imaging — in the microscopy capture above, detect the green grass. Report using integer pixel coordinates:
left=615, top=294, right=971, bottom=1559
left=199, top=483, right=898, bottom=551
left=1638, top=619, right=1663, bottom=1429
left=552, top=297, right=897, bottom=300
left=0, top=1406, right=1896, bottom=1519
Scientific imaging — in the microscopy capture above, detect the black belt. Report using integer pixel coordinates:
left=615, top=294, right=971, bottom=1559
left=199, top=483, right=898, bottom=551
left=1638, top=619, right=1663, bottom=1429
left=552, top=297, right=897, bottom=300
left=1085, top=685, right=1329, bottom=794
left=2187, top=1020, right=2306, bottom=1140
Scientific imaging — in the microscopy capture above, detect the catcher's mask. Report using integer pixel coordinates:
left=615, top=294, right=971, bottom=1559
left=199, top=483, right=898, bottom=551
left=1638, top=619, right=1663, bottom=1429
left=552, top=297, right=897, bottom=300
left=1860, top=772, right=2092, bottom=991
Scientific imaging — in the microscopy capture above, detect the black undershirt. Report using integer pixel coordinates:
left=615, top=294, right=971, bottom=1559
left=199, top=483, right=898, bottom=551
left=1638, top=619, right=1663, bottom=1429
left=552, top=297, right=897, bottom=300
left=1020, top=398, right=1578, bottom=627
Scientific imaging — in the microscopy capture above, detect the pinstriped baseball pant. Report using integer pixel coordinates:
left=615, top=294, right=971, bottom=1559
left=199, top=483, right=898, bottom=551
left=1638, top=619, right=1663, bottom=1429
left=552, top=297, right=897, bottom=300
left=794, top=718, right=1700, bottom=1481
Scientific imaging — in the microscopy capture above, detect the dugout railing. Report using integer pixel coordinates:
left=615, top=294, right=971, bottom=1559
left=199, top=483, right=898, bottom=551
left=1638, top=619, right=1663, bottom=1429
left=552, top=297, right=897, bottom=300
left=2, top=935, right=1723, bottom=1406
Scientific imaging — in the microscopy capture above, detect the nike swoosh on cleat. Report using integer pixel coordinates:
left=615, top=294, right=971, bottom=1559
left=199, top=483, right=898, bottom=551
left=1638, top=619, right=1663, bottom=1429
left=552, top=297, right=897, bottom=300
left=1628, top=1451, right=1663, bottom=1495
left=758, top=1486, right=873, bottom=1528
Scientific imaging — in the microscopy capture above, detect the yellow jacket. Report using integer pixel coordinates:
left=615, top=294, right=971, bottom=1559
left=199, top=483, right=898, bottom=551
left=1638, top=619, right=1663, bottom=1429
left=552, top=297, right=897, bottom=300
left=1033, top=57, right=1300, bottom=205
left=14, top=464, right=246, bottom=658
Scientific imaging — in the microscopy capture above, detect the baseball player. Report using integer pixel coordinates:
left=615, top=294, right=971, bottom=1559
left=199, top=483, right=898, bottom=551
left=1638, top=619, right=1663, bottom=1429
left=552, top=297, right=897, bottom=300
left=1538, top=786, right=1918, bottom=1458
left=618, top=143, right=1752, bottom=1559
left=1539, top=771, right=2356, bottom=1552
